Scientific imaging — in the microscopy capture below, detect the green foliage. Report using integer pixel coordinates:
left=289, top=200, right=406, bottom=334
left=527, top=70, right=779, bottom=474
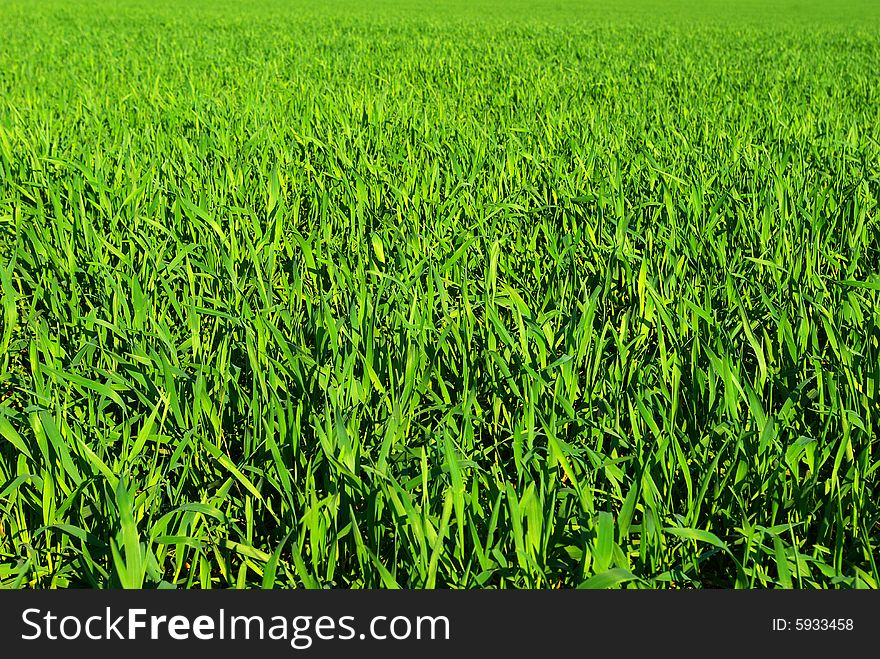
left=0, top=0, right=878, bottom=589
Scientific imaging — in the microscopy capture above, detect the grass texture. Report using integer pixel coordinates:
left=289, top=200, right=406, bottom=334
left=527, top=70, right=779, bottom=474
left=0, top=0, right=879, bottom=588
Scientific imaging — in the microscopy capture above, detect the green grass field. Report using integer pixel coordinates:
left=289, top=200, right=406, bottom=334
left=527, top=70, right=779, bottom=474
left=1, top=0, right=878, bottom=588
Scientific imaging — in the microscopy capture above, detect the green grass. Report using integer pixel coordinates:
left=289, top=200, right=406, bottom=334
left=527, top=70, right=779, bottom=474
left=0, top=0, right=878, bottom=589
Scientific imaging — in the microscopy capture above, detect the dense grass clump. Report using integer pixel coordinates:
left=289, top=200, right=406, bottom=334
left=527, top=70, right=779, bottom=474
left=0, top=0, right=878, bottom=588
